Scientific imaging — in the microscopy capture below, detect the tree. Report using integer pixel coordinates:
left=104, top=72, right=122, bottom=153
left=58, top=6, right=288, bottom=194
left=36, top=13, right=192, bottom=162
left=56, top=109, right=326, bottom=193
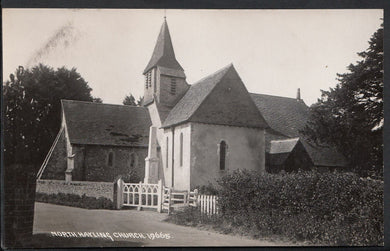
left=136, top=96, right=144, bottom=106
left=122, top=94, right=136, bottom=106
left=302, top=24, right=383, bottom=177
left=3, top=64, right=96, bottom=168
left=123, top=93, right=143, bottom=106
left=93, top=97, right=103, bottom=103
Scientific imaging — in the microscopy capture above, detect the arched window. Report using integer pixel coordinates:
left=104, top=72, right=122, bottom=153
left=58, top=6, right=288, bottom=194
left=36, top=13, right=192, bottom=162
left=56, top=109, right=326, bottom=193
left=108, top=151, right=114, bottom=167
left=180, top=133, right=183, bottom=166
left=129, top=152, right=138, bottom=168
left=166, top=137, right=169, bottom=168
left=219, top=141, right=227, bottom=170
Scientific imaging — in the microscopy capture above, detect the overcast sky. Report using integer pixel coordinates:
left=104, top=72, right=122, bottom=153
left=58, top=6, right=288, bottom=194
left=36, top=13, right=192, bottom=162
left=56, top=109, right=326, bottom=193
left=3, top=9, right=383, bottom=105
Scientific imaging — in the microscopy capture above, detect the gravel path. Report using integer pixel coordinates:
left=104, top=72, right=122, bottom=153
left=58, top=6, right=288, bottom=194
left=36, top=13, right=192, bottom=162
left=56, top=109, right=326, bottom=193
left=33, top=202, right=292, bottom=247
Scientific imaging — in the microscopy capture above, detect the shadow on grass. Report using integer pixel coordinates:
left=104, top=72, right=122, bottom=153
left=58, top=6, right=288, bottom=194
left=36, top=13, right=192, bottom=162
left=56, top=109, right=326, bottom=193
left=31, top=233, right=143, bottom=248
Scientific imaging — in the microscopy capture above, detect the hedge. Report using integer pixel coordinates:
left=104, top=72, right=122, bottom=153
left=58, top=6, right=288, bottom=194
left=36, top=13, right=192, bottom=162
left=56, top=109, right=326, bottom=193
left=218, top=170, right=383, bottom=246
left=35, top=192, right=113, bottom=209
left=168, top=170, right=383, bottom=246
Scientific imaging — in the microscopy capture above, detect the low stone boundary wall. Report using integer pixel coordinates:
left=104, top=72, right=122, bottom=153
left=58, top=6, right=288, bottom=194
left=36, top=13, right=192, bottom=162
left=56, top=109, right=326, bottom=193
left=36, top=179, right=114, bottom=201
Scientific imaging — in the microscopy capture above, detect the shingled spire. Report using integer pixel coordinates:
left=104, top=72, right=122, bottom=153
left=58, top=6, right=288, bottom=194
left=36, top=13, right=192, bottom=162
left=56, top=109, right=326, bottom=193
left=143, top=19, right=184, bottom=74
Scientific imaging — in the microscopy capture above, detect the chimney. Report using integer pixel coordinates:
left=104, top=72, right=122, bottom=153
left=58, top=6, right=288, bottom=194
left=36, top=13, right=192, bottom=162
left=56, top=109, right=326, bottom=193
left=296, top=88, right=301, bottom=101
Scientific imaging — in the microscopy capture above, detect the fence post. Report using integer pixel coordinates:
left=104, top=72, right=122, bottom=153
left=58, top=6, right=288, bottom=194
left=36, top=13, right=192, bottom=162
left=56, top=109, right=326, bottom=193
left=206, top=195, right=210, bottom=216
left=200, top=195, right=204, bottom=216
left=184, top=190, right=188, bottom=205
left=137, top=181, right=142, bottom=211
left=168, top=188, right=172, bottom=215
left=213, top=196, right=216, bottom=215
left=115, top=178, right=123, bottom=210
left=216, top=196, right=219, bottom=215
left=157, top=180, right=162, bottom=213
left=194, top=189, right=198, bottom=207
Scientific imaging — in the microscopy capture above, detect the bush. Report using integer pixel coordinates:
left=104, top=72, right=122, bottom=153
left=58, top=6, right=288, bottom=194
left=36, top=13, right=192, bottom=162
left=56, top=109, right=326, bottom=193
left=35, top=192, right=113, bottom=209
left=168, top=170, right=383, bottom=246
left=194, top=183, right=219, bottom=195
left=216, top=170, right=383, bottom=246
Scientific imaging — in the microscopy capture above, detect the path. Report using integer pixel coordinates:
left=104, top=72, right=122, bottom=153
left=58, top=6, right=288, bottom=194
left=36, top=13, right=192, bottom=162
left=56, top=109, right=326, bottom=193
left=33, top=202, right=290, bottom=247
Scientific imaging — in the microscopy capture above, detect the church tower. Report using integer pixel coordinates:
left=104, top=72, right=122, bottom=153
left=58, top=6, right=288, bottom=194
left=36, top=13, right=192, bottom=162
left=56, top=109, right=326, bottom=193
left=143, top=18, right=189, bottom=108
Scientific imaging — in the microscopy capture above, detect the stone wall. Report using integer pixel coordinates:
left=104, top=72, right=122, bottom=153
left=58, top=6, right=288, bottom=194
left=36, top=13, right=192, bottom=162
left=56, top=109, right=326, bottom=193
left=41, top=141, right=148, bottom=182
left=36, top=179, right=114, bottom=201
left=71, top=145, right=147, bottom=182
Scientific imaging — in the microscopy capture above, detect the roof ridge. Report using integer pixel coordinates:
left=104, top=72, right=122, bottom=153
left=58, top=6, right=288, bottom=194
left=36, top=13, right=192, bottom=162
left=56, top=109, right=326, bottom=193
left=191, top=63, right=233, bottom=86
left=61, top=99, right=147, bottom=109
left=271, top=137, right=300, bottom=143
left=250, top=92, right=298, bottom=100
left=162, top=64, right=233, bottom=128
left=185, top=64, right=234, bottom=123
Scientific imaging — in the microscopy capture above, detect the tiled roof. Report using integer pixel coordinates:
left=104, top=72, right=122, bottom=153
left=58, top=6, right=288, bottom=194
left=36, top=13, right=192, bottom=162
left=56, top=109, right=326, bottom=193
left=155, top=101, right=175, bottom=123
left=162, top=65, right=230, bottom=127
left=62, top=100, right=151, bottom=147
left=143, top=20, right=184, bottom=74
left=269, top=138, right=300, bottom=154
left=162, top=64, right=269, bottom=129
left=250, top=93, right=308, bottom=137
left=301, top=140, right=348, bottom=167
left=251, top=93, right=348, bottom=167
left=265, top=129, right=287, bottom=152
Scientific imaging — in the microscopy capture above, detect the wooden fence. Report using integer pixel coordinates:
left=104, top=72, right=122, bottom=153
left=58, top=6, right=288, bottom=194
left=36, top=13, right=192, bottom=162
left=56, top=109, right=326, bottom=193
left=116, top=180, right=219, bottom=216
left=196, top=194, right=218, bottom=216
left=160, top=188, right=219, bottom=216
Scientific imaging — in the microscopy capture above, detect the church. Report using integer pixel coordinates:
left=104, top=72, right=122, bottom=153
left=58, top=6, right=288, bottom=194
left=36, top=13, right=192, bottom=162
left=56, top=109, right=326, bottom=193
left=38, top=19, right=347, bottom=190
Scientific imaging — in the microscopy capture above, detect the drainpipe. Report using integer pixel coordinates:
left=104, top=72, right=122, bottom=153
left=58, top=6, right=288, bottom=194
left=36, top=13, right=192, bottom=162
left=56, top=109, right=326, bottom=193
left=171, top=127, right=175, bottom=188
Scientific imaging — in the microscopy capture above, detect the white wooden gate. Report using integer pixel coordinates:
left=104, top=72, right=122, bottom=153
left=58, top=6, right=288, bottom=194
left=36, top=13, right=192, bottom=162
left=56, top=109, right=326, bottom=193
left=162, top=187, right=172, bottom=214
left=117, top=179, right=163, bottom=212
left=161, top=188, right=197, bottom=214
left=115, top=180, right=218, bottom=215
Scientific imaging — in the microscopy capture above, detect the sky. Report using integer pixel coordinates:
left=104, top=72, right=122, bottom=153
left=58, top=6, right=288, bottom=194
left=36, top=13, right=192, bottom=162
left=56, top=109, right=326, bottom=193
left=2, top=9, right=383, bottom=105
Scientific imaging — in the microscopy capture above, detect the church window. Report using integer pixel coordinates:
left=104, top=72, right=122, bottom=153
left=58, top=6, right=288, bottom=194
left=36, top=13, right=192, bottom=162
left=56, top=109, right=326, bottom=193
left=170, top=78, right=176, bottom=95
left=219, top=141, right=227, bottom=171
left=108, top=151, right=114, bottom=167
left=129, top=152, right=138, bottom=168
left=166, top=137, right=169, bottom=168
left=180, top=133, right=183, bottom=166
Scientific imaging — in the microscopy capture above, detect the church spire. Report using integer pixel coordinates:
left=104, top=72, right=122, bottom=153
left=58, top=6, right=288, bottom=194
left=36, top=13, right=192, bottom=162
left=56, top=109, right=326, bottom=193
left=143, top=19, right=184, bottom=74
